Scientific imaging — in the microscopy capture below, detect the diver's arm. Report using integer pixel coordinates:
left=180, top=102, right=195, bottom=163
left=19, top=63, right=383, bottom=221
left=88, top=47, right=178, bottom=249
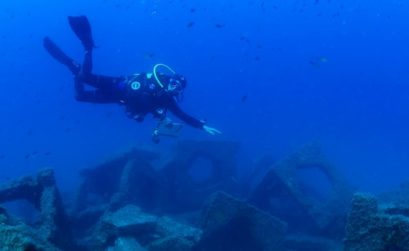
left=168, top=101, right=205, bottom=128
left=168, top=101, right=222, bottom=135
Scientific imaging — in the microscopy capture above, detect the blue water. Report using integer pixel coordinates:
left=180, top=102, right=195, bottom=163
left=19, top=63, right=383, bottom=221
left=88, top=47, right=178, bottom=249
left=0, top=0, right=408, bottom=195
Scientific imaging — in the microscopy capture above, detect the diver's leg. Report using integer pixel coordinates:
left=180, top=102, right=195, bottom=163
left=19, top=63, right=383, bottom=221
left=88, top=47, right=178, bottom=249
left=80, top=47, right=125, bottom=91
left=67, top=15, right=125, bottom=101
left=82, top=49, right=93, bottom=76
left=74, top=76, right=119, bottom=103
left=81, top=73, right=124, bottom=90
left=72, top=21, right=124, bottom=91
left=43, top=37, right=80, bottom=75
left=76, top=51, right=124, bottom=102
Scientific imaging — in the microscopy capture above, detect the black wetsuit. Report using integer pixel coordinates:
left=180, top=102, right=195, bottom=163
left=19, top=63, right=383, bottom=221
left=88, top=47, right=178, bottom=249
left=74, top=50, right=204, bottom=128
left=43, top=15, right=204, bottom=129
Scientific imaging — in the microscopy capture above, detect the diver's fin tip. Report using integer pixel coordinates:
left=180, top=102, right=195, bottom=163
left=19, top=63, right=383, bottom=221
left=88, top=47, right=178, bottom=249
left=67, top=15, right=95, bottom=50
left=42, top=36, right=80, bottom=75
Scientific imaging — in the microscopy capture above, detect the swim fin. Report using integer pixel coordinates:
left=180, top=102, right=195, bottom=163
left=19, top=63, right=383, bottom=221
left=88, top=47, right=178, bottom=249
left=68, top=15, right=95, bottom=50
left=43, top=36, right=80, bottom=75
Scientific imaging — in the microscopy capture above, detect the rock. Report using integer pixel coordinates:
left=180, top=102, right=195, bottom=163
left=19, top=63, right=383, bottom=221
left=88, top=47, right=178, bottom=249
left=85, top=204, right=201, bottom=251
left=195, top=191, right=286, bottom=251
left=284, top=234, right=342, bottom=251
left=148, top=236, right=196, bottom=251
left=148, top=216, right=202, bottom=251
left=0, top=223, right=61, bottom=251
left=160, top=140, right=241, bottom=213
left=74, top=141, right=241, bottom=217
left=104, top=205, right=158, bottom=239
left=250, top=143, right=352, bottom=237
left=106, top=237, right=146, bottom=251
left=74, top=147, right=161, bottom=214
left=345, top=193, right=409, bottom=250
left=0, top=169, right=75, bottom=250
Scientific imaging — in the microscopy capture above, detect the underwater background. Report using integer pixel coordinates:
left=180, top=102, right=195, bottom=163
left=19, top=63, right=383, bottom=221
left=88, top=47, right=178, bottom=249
left=0, top=0, right=408, bottom=196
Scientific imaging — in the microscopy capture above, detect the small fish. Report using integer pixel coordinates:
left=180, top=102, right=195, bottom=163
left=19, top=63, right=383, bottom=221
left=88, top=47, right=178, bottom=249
left=144, top=52, right=155, bottom=59
left=187, top=21, right=195, bottom=28
left=241, top=95, right=248, bottom=103
left=25, top=151, right=39, bottom=160
left=309, top=56, right=328, bottom=68
left=240, top=35, right=250, bottom=43
left=215, top=23, right=225, bottom=28
left=320, top=57, right=328, bottom=63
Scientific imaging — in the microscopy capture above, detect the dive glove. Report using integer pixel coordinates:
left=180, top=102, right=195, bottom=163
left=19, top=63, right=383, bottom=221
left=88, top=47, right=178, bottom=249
left=203, top=125, right=222, bottom=135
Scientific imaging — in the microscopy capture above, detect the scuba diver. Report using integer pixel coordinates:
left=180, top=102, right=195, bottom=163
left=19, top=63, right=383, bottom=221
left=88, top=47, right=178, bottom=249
left=43, top=16, right=221, bottom=142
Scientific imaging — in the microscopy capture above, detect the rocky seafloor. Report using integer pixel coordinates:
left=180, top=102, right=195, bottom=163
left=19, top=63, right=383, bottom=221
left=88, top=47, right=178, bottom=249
left=1, top=140, right=408, bottom=251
